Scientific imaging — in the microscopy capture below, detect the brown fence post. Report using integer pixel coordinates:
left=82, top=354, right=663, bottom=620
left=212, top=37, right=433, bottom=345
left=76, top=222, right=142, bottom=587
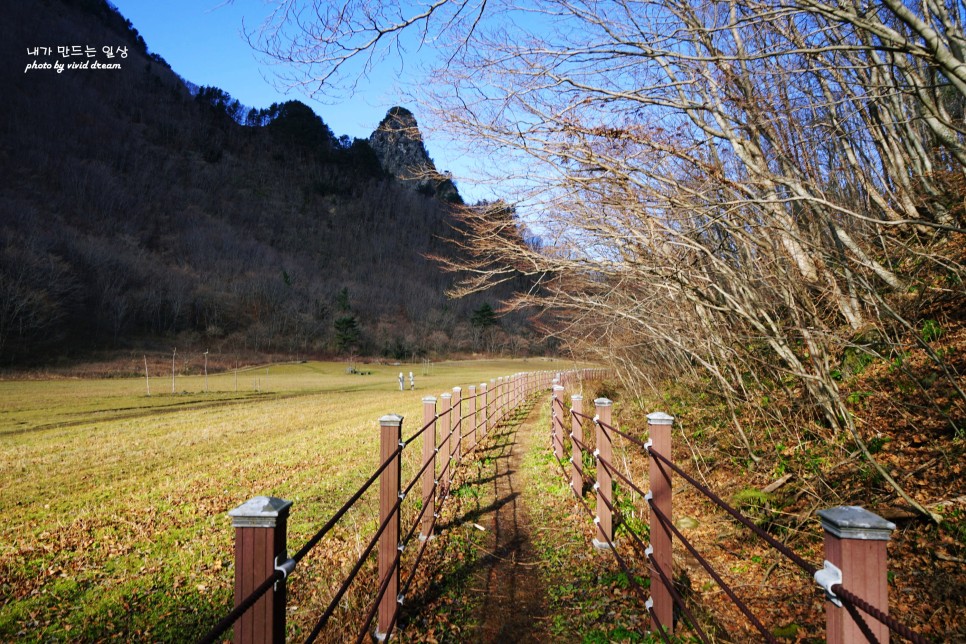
left=376, top=414, right=403, bottom=641
left=452, top=387, right=462, bottom=461
left=421, top=397, right=437, bottom=541
left=439, top=392, right=453, bottom=495
left=480, top=382, right=489, bottom=438
left=467, top=385, right=477, bottom=452
left=817, top=506, right=895, bottom=643
left=509, top=376, right=515, bottom=419
left=509, top=374, right=516, bottom=410
left=552, top=385, right=565, bottom=459
left=647, top=412, right=675, bottom=634
left=570, top=394, right=583, bottom=494
left=500, top=376, right=508, bottom=419
left=228, top=496, right=293, bottom=644
left=592, top=397, right=613, bottom=550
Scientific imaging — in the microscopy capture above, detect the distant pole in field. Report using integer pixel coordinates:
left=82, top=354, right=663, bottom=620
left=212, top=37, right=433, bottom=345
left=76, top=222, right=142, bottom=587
left=204, top=350, right=209, bottom=393
left=143, top=355, right=150, bottom=397
left=171, top=348, right=177, bottom=394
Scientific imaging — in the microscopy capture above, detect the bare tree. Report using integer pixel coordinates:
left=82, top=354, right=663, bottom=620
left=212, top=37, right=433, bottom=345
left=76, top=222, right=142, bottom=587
left=248, top=0, right=965, bottom=519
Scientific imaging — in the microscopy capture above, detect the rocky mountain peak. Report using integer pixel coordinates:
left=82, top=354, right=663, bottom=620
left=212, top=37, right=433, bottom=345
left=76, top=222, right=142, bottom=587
left=369, top=107, right=460, bottom=202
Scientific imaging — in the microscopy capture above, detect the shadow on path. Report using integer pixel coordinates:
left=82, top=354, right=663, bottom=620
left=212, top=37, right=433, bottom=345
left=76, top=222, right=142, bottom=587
left=397, top=400, right=550, bottom=642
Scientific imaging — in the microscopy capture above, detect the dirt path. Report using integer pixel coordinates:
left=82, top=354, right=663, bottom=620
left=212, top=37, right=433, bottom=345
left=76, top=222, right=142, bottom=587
left=472, top=406, right=549, bottom=642
left=397, top=403, right=555, bottom=642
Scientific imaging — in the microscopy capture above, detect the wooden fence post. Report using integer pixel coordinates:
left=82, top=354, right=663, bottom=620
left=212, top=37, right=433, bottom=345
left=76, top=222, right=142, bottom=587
left=593, top=398, right=613, bottom=550
left=570, top=395, right=583, bottom=494
left=552, top=385, right=565, bottom=459
left=509, top=376, right=515, bottom=419
left=421, top=397, right=437, bottom=541
left=480, top=382, right=489, bottom=438
left=509, top=374, right=515, bottom=410
left=440, top=392, right=453, bottom=495
left=452, top=387, right=462, bottom=462
left=500, top=376, right=508, bottom=419
left=818, top=506, right=895, bottom=643
left=376, top=414, right=403, bottom=641
left=228, top=496, right=293, bottom=644
left=467, top=385, right=477, bottom=452
left=647, top=411, right=675, bottom=634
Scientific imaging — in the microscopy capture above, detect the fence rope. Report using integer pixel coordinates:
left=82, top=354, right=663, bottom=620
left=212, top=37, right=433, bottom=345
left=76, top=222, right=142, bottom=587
left=197, top=567, right=281, bottom=644
left=303, top=478, right=408, bottom=644
left=594, top=469, right=711, bottom=644
left=590, top=450, right=777, bottom=641
left=551, top=447, right=596, bottom=522
left=403, top=413, right=438, bottom=447
left=647, top=605, right=673, bottom=644
left=551, top=436, right=707, bottom=641
left=577, top=480, right=655, bottom=608
left=570, top=404, right=931, bottom=644
left=292, top=443, right=404, bottom=564
left=644, top=444, right=819, bottom=577
left=831, top=584, right=930, bottom=644
left=647, top=496, right=778, bottom=642
left=839, top=592, right=882, bottom=644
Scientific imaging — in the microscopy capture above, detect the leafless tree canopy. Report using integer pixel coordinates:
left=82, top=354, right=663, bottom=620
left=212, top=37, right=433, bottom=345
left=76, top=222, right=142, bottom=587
left=255, top=0, right=964, bottom=505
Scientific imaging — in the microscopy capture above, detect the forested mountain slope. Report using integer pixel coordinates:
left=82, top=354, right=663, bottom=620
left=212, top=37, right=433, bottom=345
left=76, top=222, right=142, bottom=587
left=0, top=0, right=537, bottom=365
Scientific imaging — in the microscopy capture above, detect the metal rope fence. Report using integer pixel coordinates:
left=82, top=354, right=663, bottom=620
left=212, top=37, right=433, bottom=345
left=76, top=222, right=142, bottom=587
left=543, top=386, right=931, bottom=644
left=198, top=368, right=605, bottom=643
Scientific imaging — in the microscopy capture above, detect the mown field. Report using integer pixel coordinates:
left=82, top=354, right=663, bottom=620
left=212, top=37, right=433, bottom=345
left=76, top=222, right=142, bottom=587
left=0, top=358, right=574, bottom=641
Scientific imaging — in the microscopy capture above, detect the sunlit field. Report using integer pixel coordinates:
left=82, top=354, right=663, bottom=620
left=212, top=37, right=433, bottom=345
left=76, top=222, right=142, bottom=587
left=0, top=358, right=576, bottom=641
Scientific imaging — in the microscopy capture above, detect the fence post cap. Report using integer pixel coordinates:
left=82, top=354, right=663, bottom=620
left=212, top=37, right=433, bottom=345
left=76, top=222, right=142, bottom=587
left=422, top=396, right=437, bottom=404
left=571, top=394, right=583, bottom=401
left=440, top=392, right=452, bottom=399
left=818, top=506, right=896, bottom=541
left=647, top=412, right=675, bottom=425
left=594, top=397, right=613, bottom=407
left=553, top=385, right=565, bottom=392
left=452, top=386, right=462, bottom=393
left=228, top=496, right=293, bottom=528
left=469, top=384, right=476, bottom=391
left=379, top=414, right=404, bottom=426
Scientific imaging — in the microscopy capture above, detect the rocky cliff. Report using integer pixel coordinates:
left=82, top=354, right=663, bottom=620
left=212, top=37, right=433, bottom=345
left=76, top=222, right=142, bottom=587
left=369, top=107, right=461, bottom=203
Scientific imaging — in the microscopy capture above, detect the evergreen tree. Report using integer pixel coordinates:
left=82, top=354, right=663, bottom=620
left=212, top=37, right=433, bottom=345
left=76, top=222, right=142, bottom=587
left=334, top=315, right=360, bottom=353
left=471, top=303, right=497, bottom=330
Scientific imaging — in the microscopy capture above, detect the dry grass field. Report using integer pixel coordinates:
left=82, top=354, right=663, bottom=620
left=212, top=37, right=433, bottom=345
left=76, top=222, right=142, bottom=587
left=0, top=358, right=574, bottom=641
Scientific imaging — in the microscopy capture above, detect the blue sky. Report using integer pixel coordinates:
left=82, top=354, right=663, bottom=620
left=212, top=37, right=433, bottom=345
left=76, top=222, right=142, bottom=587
left=110, top=0, right=485, bottom=200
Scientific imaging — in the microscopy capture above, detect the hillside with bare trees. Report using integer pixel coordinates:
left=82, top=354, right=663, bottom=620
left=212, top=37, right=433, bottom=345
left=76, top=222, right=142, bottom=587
left=250, top=0, right=965, bottom=519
